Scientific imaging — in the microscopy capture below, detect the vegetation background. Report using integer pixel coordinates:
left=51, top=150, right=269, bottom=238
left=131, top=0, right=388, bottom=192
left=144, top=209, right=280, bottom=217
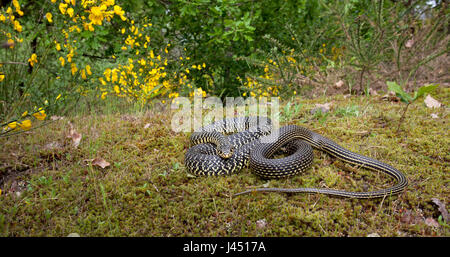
left=0, top=0, right=448, bottom=236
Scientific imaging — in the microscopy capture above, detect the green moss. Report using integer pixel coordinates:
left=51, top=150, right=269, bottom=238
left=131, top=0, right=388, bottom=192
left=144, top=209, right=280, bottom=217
left=0, top=88, right=449, bottom=236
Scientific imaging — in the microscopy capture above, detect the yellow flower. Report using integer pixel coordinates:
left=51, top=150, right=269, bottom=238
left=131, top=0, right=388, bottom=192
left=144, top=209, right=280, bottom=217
left=103, top=68, right=111, bottom=81
left=45, top=12, right=53, bottom=23
left=86, top=65, right=92, bottom=75
left=99, top=77, right=106, bottom=85
left=106, top=0, right=116, bottom=6
left=12, top=0, right=21, bottom=13
left=67, top=8, right=74, bottom=17
left=125, top=35, right=135, bottom=46
left=55, top=42, right=61, bottom=51
left=6, top=39, right=14, bottom=49
left=71, top=0, right=76, bottom=6
left=168, top=92, right=179, bottom=98
left=111, top=70, right=118, bottom=82
left=56, top=94, right=62, bottom=100
left=81, top=69, right=87, bottom=79
left=51, top=0, right=57, bottom=3
left=28, top=54, right=38, bottom=67
left=32, top=109, right=46, bottom=120
left=114, top=5, right=126, bottom=21
left=89, top=5, right=106, bottom=25
left=71, top=63, right=78, bottom=75
left=101, top=91, right=107, bottom=100
left=59, top=3, right=68, bottom=15
left=13, top=20, right=22, bottom=32
left=18, top=119, right=32, bottom=130
left=114, top=85, right=120, bottom=94
left=59, top=56, right=65, bottom=66
left=67, top=49, right=74, bottom=63
left=82, top=22, right=95, bottom=32
left=0, top=74, right=4, bottom=81
left=7, top=121, right=17, bottom=129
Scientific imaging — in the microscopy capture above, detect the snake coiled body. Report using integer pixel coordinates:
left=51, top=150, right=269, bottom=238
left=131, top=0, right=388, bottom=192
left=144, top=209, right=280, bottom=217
left=184, top=117, right=408, bottom=198
left=185, top=117, right=273, bottom=176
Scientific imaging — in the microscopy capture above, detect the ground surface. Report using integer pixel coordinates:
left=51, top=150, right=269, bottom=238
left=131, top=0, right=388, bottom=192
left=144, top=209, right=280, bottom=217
left=0, top=88, right=448, bottom=236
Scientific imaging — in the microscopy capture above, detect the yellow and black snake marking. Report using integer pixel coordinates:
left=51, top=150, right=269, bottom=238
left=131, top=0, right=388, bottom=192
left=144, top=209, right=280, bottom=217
left=184, top=117, right=408, bottom=199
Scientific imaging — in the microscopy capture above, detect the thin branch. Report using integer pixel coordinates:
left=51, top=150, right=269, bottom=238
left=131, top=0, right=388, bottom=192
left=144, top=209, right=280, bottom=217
left=0, top=61, right=28, bottom=66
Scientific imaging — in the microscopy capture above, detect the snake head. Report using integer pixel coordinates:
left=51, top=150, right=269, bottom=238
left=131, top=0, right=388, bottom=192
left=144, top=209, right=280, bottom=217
left=217, top=144, right=234, bottom=159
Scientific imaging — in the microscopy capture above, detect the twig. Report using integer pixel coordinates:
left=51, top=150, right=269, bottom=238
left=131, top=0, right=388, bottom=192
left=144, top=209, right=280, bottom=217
left=396, top=103, right=410, bottom=134
left=0, top=61, right=28, bottom=66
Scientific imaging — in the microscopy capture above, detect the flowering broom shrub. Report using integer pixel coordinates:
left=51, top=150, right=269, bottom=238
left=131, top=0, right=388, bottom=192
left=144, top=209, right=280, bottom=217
left=0, top=0, right=206, bottom=136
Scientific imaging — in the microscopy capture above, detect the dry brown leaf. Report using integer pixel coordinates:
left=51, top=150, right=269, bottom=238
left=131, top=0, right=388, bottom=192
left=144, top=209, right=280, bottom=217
left=44, top=142, right=63, bottom=150
left=311, top=102, right=332, bottom=114
left=381, top=91, right=400, bottom=102
left=68, top=130, right=82, bottom=148
left=430, top=113, right=439, bottom=119
left=400, top=209, right=423, bottom=225
left=431, top=198, right=449, bottom=223
left=92, top=158, right=110, bottom=169
left=50, top=115, right=64, bottom=121
left=256, top=219, right=267, bottom=229
left=67, top=122, right=82, bottom=148
left=405, top=39, right=414, bottom=48
left=424, top=95, right=441, bottom=109
left=335, top=80, right=344, bottom=88
left=369, top=88, right=378, bottom=96
left=425, top=217, right=440, bottom=228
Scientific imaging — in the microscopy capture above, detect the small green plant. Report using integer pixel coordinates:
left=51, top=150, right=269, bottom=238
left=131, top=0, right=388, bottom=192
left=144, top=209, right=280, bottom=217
left=281, top=101, right=302, bottom=122
left=313, top=109, right=329, bottom=124
left=437, top=215, right=449, bottom=229
left=99, top=183, right=108, bottom=210
left=387, top=81, right=438, bottom=133
left=36, top=175, right=53, bottom=186
left=44, top=209, right=53, bottom=220
left=335, top=104, right=359, bottom=117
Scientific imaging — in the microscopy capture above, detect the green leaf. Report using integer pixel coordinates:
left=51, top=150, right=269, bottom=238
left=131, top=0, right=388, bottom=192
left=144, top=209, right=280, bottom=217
left=387, top=81, right=412, bottom=104
left=243, top=34, right=253, bottom=42
left=413, top=84, right=438, bottom=101
left=386, top=81, right=402, bottom=94
left=80, top=30, right=93, bottom=39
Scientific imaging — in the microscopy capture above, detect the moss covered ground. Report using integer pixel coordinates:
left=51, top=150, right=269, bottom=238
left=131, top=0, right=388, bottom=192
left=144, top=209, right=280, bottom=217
left=0, top=88, right=448, bottom=236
